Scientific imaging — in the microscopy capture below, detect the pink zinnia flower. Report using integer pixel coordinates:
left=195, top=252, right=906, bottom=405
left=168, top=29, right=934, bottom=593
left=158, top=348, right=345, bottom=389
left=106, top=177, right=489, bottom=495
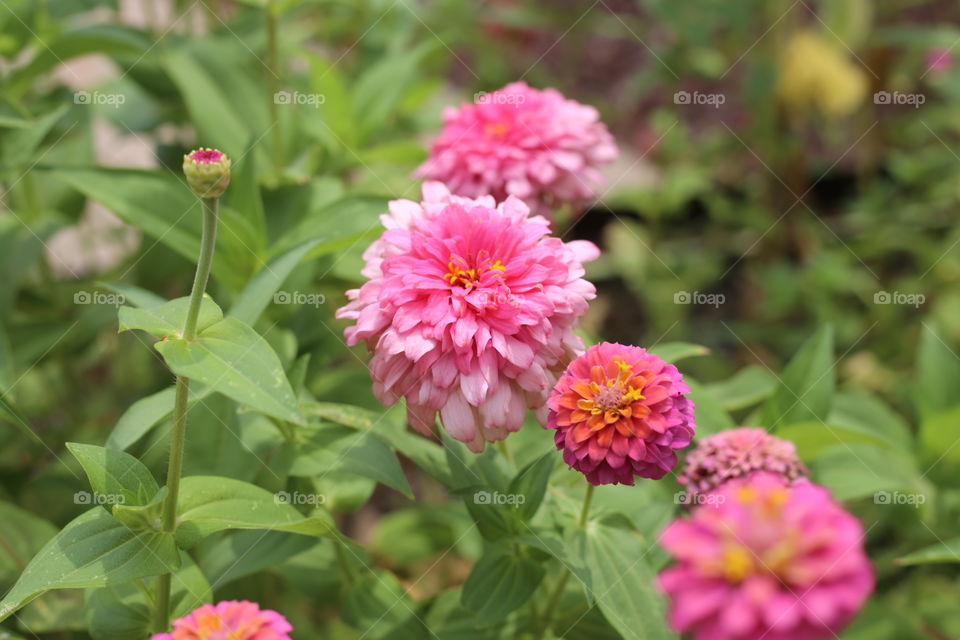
left=927, top=47, right=953, bottom=73
left=546, top=342, right=696, bottom=485
left=150, top=600, right=293, bottom=640
left=417, top=81, right=617, bottom=215
left=336, top=182, right=598, bottom=452
left=658, top=473, right=874, bottom=640
left=677, top=427, right=808, bottom=499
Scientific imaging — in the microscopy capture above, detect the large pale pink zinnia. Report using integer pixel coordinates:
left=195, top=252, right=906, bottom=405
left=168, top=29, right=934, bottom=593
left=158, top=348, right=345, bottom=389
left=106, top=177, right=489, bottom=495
left=416, top=81, right=617, bottom=215
left=658, top=473, right=874, bottom=640
left=150, top=600, right=293, bottom=640
left=337, top=182, right=598, bottom=452
left=546, top=342, right=696, bottom=485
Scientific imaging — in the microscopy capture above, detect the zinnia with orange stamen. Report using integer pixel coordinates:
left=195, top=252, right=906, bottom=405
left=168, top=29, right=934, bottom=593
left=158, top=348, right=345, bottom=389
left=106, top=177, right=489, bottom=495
left=150, top=600, right=293, bottom=640
left=546, top=342, right=696, bottom=485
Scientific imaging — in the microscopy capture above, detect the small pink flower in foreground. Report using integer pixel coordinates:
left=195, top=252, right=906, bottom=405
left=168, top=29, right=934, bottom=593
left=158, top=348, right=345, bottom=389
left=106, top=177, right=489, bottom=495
left=658, top=473, right=874, bottom=640
left=183, top=147, right=231, bottom=199
left=417, top=81, right=617, bottom=214
left=150, top=600, right=292, bottom=640
left=677, top=427, right=808, bottom=499
left=336, top=182, right=598, bottom=452
left=546, top=342, right=696, bottom=485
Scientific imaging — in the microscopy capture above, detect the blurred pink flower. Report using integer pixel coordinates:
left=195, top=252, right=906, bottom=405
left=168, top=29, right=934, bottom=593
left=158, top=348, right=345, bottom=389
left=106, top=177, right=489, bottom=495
left=677, top=427, right=808, bottom=498
left=151, top=600, right=293, bottom=640
left=658, top=473, right=874, bottom=640
left=417, top=81, right=617, bottom=215
left=927, top=47, right=953, bottom=73
left=546, top=342, right=696, bottom=485
left=337, top=182, right=598, bottom=452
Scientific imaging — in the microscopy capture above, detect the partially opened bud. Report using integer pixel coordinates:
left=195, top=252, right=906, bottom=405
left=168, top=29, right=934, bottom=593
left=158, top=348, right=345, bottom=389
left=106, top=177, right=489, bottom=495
left=183, top=148, right=231, bottom=198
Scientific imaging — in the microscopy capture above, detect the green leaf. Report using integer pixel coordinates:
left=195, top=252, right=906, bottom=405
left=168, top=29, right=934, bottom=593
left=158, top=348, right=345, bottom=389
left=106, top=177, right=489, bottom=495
left=352, top=45, right=430, bottom=140
left=687, top=379, right=735, bottom=436
left=303, top=402, right=379, bottom=429
left=919, top=406, right=960, bottom=478
left=229, top=238, right=322, bottom=325
left=174, top=476, right=333, bottom=548
left=97, top=282, right=165, bottom=309
left=761, top=326, right=835, bottom=428
left=648, top=342, right=709, bottom=363
left=705, top=365, right=777, bottom=411
left=582, top=520, right=671, bottom=640
left=118, top=296, right=223, bottom=339
left=810, top=443, right=929, bottom=501
left=342, top=570, right=425, bottom=639
left=283, top=425, right=412, bottom=499
left=461, top=549, right=545, bottom=621
left=87, top=552, right=211, bottom=640
left=916, top=322, right=960, bottom=419
left=66, top=443, right=159, bottom=506
left=0, top=508, right=180, bottom=621
left=106, top=384, right=213, bottom=451
left=829, top=391, right=913, bottom=451
left=0, top=503, right=56, bottom=589
left=198, top=531, right=316, bottom=589
left=507, top=452, right=554, bottom=521
left=896, top=538, right=960, bottom=566
left=155, top=317, right=303, bottom=425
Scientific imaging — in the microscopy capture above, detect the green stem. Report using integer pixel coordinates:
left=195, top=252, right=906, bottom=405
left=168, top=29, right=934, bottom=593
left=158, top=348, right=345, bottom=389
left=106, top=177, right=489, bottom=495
left=536, top=484, right=594, bottom=639
left=333, top=538, right=357, bottom=586
left=266, top=2, right=284, bottom=174
left=152, top=197, right=219, bottom=632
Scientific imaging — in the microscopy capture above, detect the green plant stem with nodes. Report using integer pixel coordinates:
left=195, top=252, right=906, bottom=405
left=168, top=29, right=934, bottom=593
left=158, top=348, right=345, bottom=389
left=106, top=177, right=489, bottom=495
left=536, top=484, right=594, bottom=639
left=152, top=197, right=219, bottom=632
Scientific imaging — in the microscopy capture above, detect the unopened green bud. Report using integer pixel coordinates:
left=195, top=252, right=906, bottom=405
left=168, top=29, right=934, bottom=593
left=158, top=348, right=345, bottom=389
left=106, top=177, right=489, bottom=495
left=183, top=148, right=231, bottom=198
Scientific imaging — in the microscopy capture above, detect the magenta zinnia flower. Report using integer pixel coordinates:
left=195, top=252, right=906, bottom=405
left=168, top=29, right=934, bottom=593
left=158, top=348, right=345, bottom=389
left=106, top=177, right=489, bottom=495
left=546, top=342, right=696, bottom=485
left=150, top=600, right=293, bottom=640
left=336, top=181, right=598, bottom=452
left=417, top=81, right=617, bottom=215
left=658, top=473, right=874, bottom=640
left=677, top=427, right=808, bottom=499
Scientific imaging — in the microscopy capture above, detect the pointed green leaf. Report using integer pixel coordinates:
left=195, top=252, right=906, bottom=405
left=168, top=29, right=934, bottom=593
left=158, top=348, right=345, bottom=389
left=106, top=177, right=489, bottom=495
left=118, top=296, right=222, bottom=339
left=66, top=443, right=158, bottom=506
left=155, top=317, right=303, bottom=425
left=897, top=538, right=960, bottom=566
left=762, top=326, right=835, bottom=427
left=0, top=508, right=180, bottom=621
left=461, top=549, right=545, bottom=622
left=229, top=238, right=322, bottom=325
left=916, top=322, right=960, bottom=419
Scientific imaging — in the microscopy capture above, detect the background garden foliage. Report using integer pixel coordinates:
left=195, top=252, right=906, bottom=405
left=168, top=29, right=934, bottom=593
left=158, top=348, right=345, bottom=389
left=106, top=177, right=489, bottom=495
left=0, top=0, right=959, bottom=638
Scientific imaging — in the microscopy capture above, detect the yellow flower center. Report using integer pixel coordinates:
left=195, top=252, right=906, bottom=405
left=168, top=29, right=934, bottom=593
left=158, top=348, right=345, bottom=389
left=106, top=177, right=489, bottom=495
left=443, top=254, right=505, bottom=288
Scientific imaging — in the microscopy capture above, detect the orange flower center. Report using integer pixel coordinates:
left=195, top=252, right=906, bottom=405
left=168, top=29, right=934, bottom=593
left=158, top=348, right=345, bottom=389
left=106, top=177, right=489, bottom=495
left=484, top=122, right=510, bottom=137
left=576, top=359, right=646, bottom=424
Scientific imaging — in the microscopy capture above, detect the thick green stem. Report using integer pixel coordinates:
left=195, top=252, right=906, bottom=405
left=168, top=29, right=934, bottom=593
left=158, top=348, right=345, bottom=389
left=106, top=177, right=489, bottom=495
left=536, top=484, right=594, bottom=639
left=266, top=3, right=284, bottom=174
left=152, top=197, right=219, bottom=632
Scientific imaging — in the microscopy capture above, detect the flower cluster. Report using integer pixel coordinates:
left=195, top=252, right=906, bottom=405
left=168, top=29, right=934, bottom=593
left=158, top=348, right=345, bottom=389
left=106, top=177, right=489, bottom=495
left=151, top=600, right=293, bottom=640
left=658, top=473, right=873, bottom=640
left=677, top=427, right=808, bottom=499
left=545, top=342, right=696, bottom=485
left=337, top=182, right=598, bottom=452
left=417, top=81, right=617, bottom=215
